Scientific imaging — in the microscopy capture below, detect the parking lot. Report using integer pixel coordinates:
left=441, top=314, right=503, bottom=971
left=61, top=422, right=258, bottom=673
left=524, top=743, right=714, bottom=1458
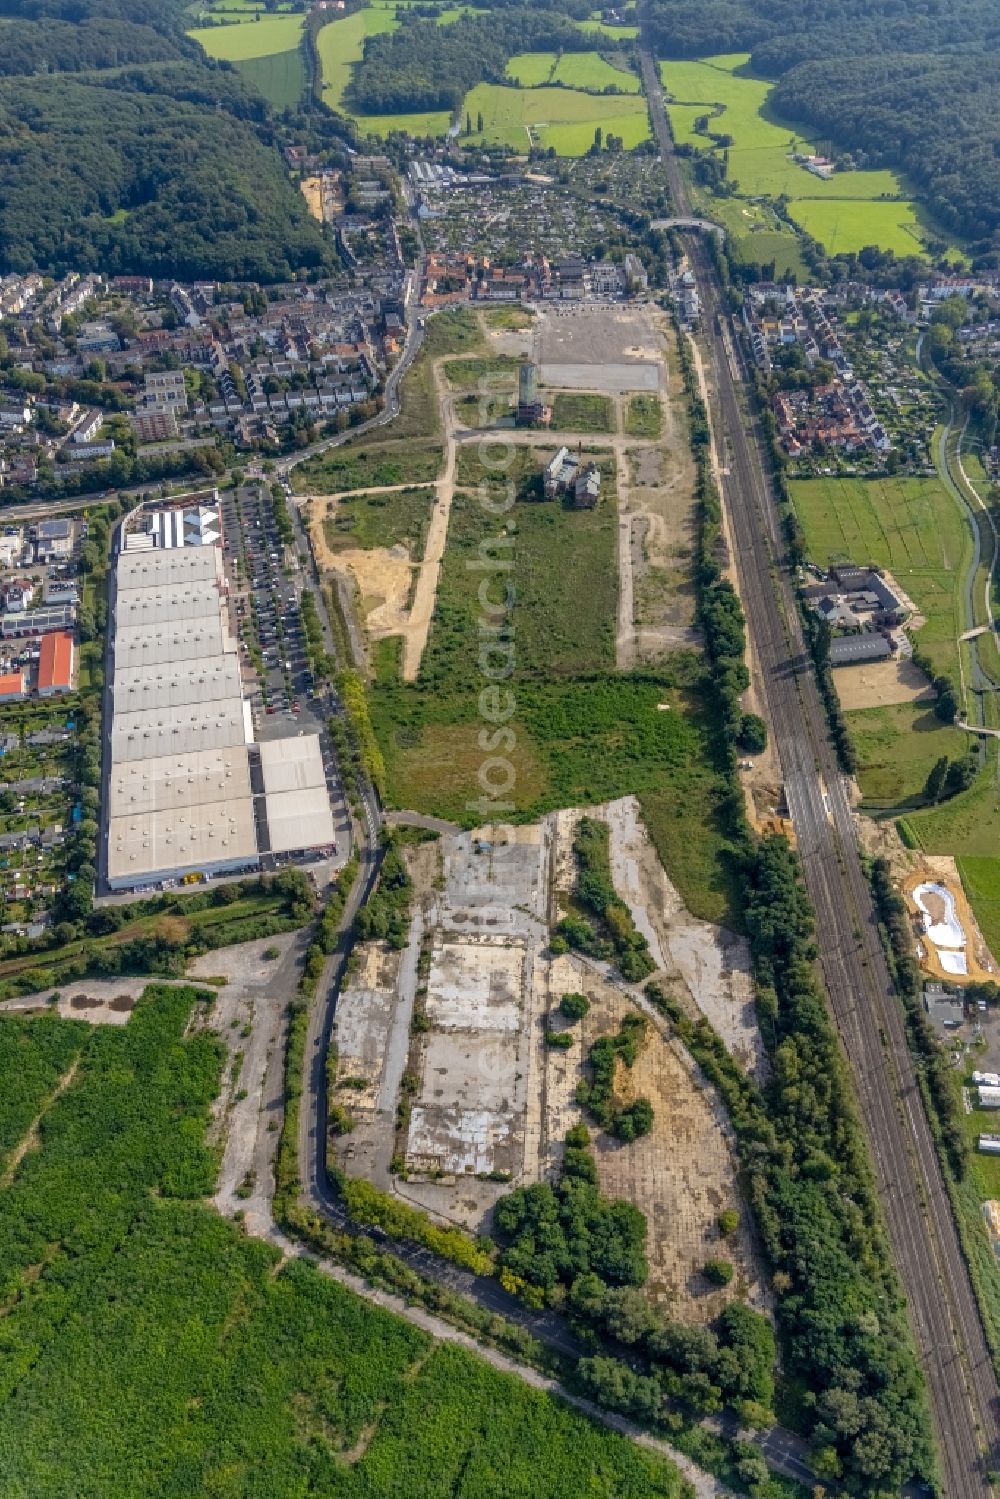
left=220, top=484, right=350, bottom=872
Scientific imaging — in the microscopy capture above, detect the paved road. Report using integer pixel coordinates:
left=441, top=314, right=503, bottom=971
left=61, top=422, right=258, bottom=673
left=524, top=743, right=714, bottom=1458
left=640, top=44, right=1000, bottom=1495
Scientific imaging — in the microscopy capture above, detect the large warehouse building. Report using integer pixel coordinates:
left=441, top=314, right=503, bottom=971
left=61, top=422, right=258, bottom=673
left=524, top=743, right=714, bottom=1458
left=105, top=512, right=336, bottom=891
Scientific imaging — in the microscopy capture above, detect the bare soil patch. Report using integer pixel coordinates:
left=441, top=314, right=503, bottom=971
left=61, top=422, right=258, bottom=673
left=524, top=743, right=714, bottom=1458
left=834, top=657, right=933, bottom=711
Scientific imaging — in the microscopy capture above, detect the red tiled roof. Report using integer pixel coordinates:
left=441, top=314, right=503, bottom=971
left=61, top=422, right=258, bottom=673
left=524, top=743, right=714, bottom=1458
left=0, top=671, right=23, bottom=697
left=38, top=631, right=73, bottom=692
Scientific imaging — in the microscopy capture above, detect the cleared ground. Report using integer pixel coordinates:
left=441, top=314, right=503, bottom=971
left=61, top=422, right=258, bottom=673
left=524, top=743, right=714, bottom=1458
left=535, top=303, right=663, bottom=392
left=834, top=656, right=935, bottom=711
left=332, top=808, right=763, bottom=1328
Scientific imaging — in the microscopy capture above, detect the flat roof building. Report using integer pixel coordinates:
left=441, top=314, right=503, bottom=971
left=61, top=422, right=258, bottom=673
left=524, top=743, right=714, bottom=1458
left=258, top=736, right=336, bottom=855
left=107, top=802, right=258, bottom=889
left=106, top=507, right=259, bottom=891
left=108, top=747, right=252, bottom=819
left=113, top=658, right=243, bottom=714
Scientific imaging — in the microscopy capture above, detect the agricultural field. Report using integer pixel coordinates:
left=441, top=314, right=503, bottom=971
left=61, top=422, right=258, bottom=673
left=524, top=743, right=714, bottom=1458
left=846, top=700, right=968, bottom=806
left=505, top=50, right=641, bottom=94
left=0, top=989, right=686, bottom=1499
left=188, top=11, right=305, bottom=106
left=660, top=53, right=956, bottom=259
left=462, top=81, right=650, bottom=154
left=789, top=475, right=968, bottom=682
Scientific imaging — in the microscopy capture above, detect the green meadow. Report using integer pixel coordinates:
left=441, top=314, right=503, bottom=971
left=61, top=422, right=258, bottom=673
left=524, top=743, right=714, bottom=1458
left=958, top=855, right=1000, bottom=966
left=505, top=50, right=640, bottom=93
left=189, top=11, right=303, bottom=60
left=188, top=10, right=305, bottom=105
left=660, top=52, right=957, bottom=258
left=463, top=81, right=649, bottom=153
left=316, top=5, right=468, bottom=135
left=787, top=198, right=939, bottom=257
left=316, top=8, right=399, bottom=112
left=790, top=475, right=969, bottom=682
left=846, top=700, right=967, bottom=806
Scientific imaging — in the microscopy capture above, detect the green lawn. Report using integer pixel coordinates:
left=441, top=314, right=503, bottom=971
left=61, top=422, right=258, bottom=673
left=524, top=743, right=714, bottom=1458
left=550, top=391, right=616, bottom=433
left=0, top=990, right=686, bottom=1499
left=789, top=475, right=969, bottom=681
left=846, top=700, right=967, bottom=806
left=904, top=767, right=1000, bottom=862
left=323, top=487, right=437, bottom=557
left=188, top=12, right=303, bottom=59
left=624, top=394, right=662, bottom=439
left=462, top=82, right=649, bottom=153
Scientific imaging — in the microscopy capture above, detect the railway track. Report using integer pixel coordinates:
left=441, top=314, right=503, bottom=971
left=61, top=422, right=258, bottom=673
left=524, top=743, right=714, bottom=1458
left=640, top=45, right=1000, bottom=1494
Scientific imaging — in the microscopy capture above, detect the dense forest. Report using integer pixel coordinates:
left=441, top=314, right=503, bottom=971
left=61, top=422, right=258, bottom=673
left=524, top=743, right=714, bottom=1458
left=643, top=0, right=1000, bottom=244
left=0, top=0, right=333, bottom=280
left=349, top=9, right=619, bottom=115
